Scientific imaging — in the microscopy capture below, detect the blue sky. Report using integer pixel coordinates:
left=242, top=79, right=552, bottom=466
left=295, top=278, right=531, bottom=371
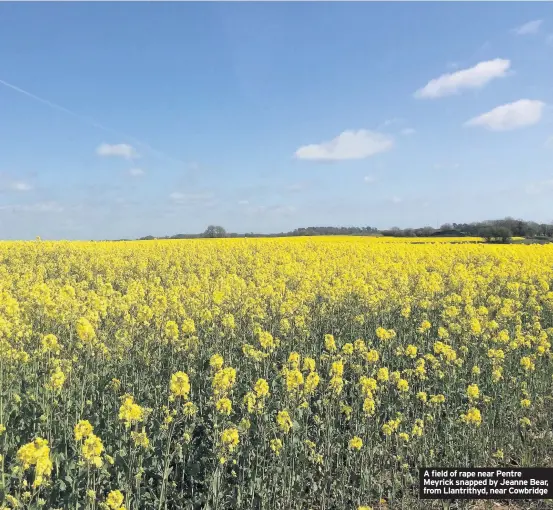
left=0, top=2, right=552, bottom=240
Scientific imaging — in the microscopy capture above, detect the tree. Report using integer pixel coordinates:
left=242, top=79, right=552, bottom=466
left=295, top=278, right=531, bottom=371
left=479, top=226, right=512, bottom=243
left=495, top=226, right=513, bottom=243
left=203, top=225, right=227, bottom=238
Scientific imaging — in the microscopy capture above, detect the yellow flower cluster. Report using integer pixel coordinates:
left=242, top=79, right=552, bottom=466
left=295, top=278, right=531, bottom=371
left=2, top=237, right=553, bottom=508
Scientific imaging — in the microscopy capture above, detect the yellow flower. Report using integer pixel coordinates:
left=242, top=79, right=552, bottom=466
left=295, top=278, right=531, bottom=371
left=170, top=372, right=191, bottom=399
left=398, top=432, right=410, bottom=442
left=131, top=429, right=150, bottom=448
left=286, top=369, right=304, bottom=393
left=363, top=397, right=376, bottom=416
left=429, top=394, right=445, bottom=405
left=520, top=398, right=531, bottom=408
left=377, top=367, right=389, bottom=382
left=359, top=376, right=377, bottom=397
left=405, top=344, right=417, bottom=358
left=210, top=353, right=224, bottom=370
left=48, top=368, right=66, bottom=391
left=216, top=397, right=233, bottom=415
left=324, top=334, right=337, bottom=352
left=17, top=438, right=53, bottom=488
left=221, top=427, right=240, bottom=453
left=183, top=402, right=197, bottom=418
left=304, top=371, right=320, bottom=394
left=365, top=349, right=379, bottom=363
left=418, top=320, right=431, bottom=333
left=212, top=367, right=237, bottom=397
left=348, top=436, right=363, bottom=450
left=342, top=343, right=354, bottom=355
left=520, top=356, right=535, bottom=371
left=181, top=318, right=196, bottom=335
left=288, top=351, right=301, bottom=369
left=417, top=391, right=427, bottom=403
left=76, top=317, right=96, bottom=343
left=330, top=360, right=344, bottom=378
left=396, top=379, right=409, bottom=392
left=74, top=420, right=94, bottom=441
left=106, top=490, right=124, bottom=510
left=243, top=391, right=257, bottom=413
left=41, top=334, right=60, bottom=353
left=276, top=410, right=293, bottom=434
left=254, top=378, right=270, bottom=398
left=118, top=395, right=145, bottom=428
left=467, top=384, right=479, bottom=401
left=461, top=407, right=482, bottom=426
left=302, top=357, right=316, bottom=372
left=164, top=320, right=179, bottom=341
left=270, top=438, right=283, bottom=456
left=328, top=376, right=344, bottom=395
left=81, top=433, right=104, bottom=467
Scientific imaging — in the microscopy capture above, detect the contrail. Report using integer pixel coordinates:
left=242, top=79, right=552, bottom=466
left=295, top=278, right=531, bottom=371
left=0, top=77, right=186, bottom=166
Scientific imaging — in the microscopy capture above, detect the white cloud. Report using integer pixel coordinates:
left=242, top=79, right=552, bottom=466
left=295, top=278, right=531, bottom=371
left=513, top=20, right=543, bottom=36
left=400, top=128, right=416, bottom=135
left=414, top=59, right=511, bottom=99
left=364, top=175, right=376, bottom=183
left=0, top=201, right=63, bottom=213
left=238, top=199, right=249, bottom=205
left=9, top=181, right=32, bottom=191
left=128, top=168, right=145, bottom=177
left=286, top=183, right=305, bottom=192
left=96, top=143, right=139, bottom=160
left=382, top=118, right=404, bottom=127
left=391, top=196, right=402, bottom=204
left=465, top=99, right=545, bottom=131
left=169, top=192, right=214, bottom=203
left=294, top=130, right=393, bottom=161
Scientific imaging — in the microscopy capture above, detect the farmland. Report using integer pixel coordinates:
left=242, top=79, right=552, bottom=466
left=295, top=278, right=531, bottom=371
left=1, top=237, right=553, bottom=510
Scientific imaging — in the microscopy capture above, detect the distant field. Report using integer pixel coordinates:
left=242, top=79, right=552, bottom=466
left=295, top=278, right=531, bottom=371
left=1, top=238, right=553, bottom=509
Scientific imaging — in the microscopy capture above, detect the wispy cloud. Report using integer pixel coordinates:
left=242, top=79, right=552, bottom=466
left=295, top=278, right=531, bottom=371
left=400, top=128, right=416, bottom=136
left=364, top=175, right=376, bottom=183
left=295, top=130, right=393, bottom=161
left=513, top=20, right=543, bottom=36
left=545, top=135, right=553, bottom=148
left=465, top=99, right=545, bottom=131
left=0, top=176, right=33, bottom=193
left=97, top=143, right=139, bottom=160
left=286, top=183, right=306, bottom=192
left=0, top=201, right=63, bottom=213
left=169, top=192, right=214, bottom=204
left=0, top=78, right=185, bottom=166
left=128, top=168, right=145, bottom=177
left=414, top=59, right=511, bottom=99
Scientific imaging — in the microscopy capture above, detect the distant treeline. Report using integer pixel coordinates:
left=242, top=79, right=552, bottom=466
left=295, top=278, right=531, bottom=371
left=137, top=218, right=553, bottom=242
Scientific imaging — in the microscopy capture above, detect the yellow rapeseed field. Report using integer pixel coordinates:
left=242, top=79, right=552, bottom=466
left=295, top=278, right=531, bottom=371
left=1, top=237, right=553, bottom=510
